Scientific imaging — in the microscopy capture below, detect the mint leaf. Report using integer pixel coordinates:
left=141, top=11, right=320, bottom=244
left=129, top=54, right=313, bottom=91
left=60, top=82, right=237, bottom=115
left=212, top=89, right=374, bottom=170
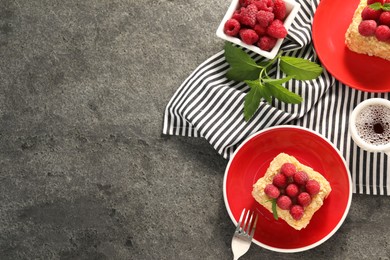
left=370, top=2, right=390, bottom=10
left=280, top=56, right=323, bottom=80
left=369, top=2, right=383, bottom=10
left=244, top=80, right=269, bottom=121
left=263, top=75, right=294, bottom=85
left=265, top=82, right=303, bottom=104
left=244, top=80, right=274, bottom=120
left=226, top=69, right=261, bottom=81
left=224, top=42, right=262, bottom=81
left=271, top=199, right=278, bottom=220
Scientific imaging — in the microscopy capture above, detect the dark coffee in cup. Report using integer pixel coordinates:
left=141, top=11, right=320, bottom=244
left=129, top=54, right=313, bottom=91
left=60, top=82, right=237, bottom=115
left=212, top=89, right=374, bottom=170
left=355, top=104, right=390, bottom=146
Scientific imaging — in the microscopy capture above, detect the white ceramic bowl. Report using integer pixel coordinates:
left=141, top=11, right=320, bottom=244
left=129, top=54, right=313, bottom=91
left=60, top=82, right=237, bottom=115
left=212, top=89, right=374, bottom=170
left=216, top=0, right=301, bottom=59
left=349, top=98, right=390, bottom=156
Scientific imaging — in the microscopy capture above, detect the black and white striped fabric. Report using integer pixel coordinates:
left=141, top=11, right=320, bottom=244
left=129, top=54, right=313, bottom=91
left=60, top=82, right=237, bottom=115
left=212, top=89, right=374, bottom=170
left=163, top=0, right=390, bottom=195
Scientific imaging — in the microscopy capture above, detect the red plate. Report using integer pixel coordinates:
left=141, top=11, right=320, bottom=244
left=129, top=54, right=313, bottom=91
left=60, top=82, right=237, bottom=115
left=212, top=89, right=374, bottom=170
left=223, top=126, right=352, bottom=252
left=312, top=0, right=390, bottom=92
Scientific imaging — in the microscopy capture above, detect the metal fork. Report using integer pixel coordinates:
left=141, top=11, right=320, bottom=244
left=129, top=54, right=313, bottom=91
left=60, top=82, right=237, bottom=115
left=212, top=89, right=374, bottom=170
left=231, top=209, right=258, bottom=260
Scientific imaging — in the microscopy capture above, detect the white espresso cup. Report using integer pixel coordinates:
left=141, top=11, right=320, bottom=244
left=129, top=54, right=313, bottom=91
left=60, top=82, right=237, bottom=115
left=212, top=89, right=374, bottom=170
left=349, top=98, right=390, bottom=156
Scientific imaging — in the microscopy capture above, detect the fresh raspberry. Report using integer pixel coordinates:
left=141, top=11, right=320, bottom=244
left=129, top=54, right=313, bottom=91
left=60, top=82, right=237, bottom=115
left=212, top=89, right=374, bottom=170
left=379, top=12, right=390, bottom=26
left=265, top=0, right=274, bottom=11
left=375, top=25, right=390, bottom=41
left=367, top=0, right=384, bottom=4
left=273, top=0, right=287, bottom=21
left=280, top=163, right=296, bottom=177
left=239, top=0, right=254, bottom=7
left=239, top=28, right=259, bottom=44
left=252, top=0, right=274, bottom=12
left=285, top=183, right=299, bottom=197
left=258, top=35, right=277, bottom=50
left=240, top=4, right=258, bottom=27
left=254, top=24, right=267, bottom=36
left=266, top=19, right=288, bottom=39
left=297, top=192, right=312, bottom=207
left=232, top=9, right=243, bottom=22
left=361, top=6, right=382, bottom=21
left=272, top=173, right=287, bottom=188
left=264, top=184, right=280, bottom=199
left=277, top=195, right=292, bottom=210
left=358, top=20, right=377, bottom=36
left=306, top=179, right=321, bottom=196
left=224, top=19, right=241, bottom=36
left=256, top=10, right=275, bottom=27
left=290, top=205, right=304, bottom=220
left=293, top=171, right=309, bottom=185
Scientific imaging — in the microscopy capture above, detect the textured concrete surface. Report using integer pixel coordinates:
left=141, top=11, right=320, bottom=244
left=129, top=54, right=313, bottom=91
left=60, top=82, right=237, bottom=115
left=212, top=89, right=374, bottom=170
left=1, top=0, right=390, bottom=259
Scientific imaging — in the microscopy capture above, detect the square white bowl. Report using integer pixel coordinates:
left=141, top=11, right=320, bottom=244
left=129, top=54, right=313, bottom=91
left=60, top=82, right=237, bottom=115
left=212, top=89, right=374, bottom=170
left=216, top=0, right=301, bottom=59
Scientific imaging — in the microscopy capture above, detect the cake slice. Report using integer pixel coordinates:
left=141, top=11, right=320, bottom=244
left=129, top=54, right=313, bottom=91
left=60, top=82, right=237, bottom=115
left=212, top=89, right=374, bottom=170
left=252, top=153, right=332, bottom=230
left=345, top=0, right=390, bottom=61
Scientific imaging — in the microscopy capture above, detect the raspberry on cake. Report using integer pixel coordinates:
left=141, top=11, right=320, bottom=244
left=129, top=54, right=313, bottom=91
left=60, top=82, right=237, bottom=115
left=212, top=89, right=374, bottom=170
left=280, top=162, right=296, bottom=177
left=272, top=172, right=287, bottom=188
left=264, top=183, right=280, bottom=198
left=345, top=0, right=390, bottom=61
left=358, top=20, right=377, bottom=36
left=252, top=153, right=332, bottom=230
left=285, top=183, right=299, bottom=197
left=293, top=170, right=309, bottom=185
left=277, top=195, right=292, bottom=210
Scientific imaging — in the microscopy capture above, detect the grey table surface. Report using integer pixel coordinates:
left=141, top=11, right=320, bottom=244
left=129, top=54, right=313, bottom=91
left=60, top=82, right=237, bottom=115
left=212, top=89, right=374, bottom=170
left=1, top=0, right=390, bottom=259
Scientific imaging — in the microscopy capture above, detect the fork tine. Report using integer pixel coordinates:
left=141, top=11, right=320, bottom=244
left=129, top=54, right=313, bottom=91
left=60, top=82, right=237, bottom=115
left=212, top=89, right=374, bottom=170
left=249, top=213, right=258, bottom=238
left=243, top=209, right=251, bottom=233
left=243, top=210, right=253, bottom=234
left=235, top=208, right=246, bottom=232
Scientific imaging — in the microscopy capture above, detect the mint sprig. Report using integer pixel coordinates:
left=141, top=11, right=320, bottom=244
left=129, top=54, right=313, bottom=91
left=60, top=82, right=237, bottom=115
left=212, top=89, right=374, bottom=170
left=264, top=199, right=279, bottom=220
left=369, top=2, right=390, bottom=11
left=224, top=42, right=323, bottom=121
left=271, top=199, right=279, bottom=220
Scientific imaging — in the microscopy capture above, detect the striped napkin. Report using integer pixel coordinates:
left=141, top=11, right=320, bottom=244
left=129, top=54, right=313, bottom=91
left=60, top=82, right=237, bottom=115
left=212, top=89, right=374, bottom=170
left=163, top=0, right=390, bottom=195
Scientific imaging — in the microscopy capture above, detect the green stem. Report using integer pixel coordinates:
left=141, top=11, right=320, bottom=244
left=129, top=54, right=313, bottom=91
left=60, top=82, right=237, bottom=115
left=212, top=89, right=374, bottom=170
left=259, top=51, right=283, bottom=84
left=259, top=67, right=266, bottom=82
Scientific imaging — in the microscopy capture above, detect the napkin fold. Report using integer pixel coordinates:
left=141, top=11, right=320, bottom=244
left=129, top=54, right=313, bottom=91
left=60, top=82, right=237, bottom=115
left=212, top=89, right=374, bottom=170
left=163, top=0, right=390, bottom=195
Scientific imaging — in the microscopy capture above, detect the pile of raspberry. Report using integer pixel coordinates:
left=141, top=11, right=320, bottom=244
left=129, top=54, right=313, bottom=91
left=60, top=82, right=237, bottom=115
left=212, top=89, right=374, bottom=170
left=358, top=0, right=390, bottom=42
left=264, top=162, right=321, bottom=221
left=223, top=0, right=288, bottom=51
